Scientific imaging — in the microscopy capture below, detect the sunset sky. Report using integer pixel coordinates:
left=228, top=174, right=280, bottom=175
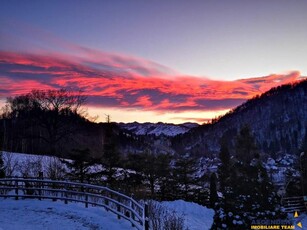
left=1, top=1, right=306, bottom=123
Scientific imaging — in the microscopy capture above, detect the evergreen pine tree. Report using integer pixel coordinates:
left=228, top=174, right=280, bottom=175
left=218, top=139, right=231, bottom=194
left=212, top=126, right=286, bottom=230
left=156, top=153, right=173, bottom=200
left=235, top=125, right=258, bottom=164
left=299, top=152, right=307, bottom=196
left=62, top=148, right=92, bottom=183
left=299, top=133, right=307, bottom=195
left=209, top=173, right=218, bottom=208
left=123, top=153, right=145, bottom=194
left=173, top=153, right=198, bottom=200
left=101, top=116, right=121, bottom=188
left=141, top=150, right=159, bottom=198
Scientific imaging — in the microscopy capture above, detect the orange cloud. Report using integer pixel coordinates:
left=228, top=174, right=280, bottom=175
left=0, top=50, right=303, bottom=113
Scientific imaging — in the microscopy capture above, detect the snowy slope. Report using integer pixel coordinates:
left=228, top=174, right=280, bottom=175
left=0, top=199, right=133, bottom=230
left=161, top=200, right=214, bottom=230
left=2, top=151, right=117, bottom=179
left=119, top=122, right=198, bottom=136
left=0, top=199, right=214, bottom=230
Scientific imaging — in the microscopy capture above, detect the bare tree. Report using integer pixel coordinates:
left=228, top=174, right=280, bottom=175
left=5, top=88, right=87, bottom=155
left=2, top=152, right=20, bottom=177
left=17, top=156, right=43, bottom=178
left=148, top=201, right=188, bottom=230
left=44, top=156, right=66, bottom=180
left=27, top=89, right=86, bottom=114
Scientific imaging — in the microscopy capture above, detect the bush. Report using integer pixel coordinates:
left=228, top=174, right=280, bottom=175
left=148, top=200, right=188, bottom=230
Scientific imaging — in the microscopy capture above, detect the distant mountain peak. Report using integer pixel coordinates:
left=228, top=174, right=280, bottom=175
left=118, top=122, right=199, bottom=137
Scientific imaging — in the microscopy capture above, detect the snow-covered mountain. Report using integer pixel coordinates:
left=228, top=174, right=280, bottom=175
left=118, top=122, right=199, bottom=137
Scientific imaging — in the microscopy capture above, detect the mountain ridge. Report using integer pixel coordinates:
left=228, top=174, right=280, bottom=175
left=171, top=79, right=307, bottom=157
left=118, top=121, right=199, bottom=137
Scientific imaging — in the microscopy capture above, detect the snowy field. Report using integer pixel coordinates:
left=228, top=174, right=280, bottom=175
left=0, top=198, right=214, bottom=230
left=0, top=198, right=133, bottom=230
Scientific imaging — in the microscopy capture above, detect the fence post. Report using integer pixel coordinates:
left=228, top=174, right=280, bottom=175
left=39, top=172, right=43, bottom=200
left=130, top=200, right=135, bottom=227
left=52, top=181, right=57, bottom=202
left=85, top=187, right=88, bottom=208
left=117, top=196, right=121, bottom=219
left=104, top=190, right=109, bottom=211
left=144, top=202, right=149, bottom=230
left=64, top=182, right=68, bottom=204
left=15, top=179, right=18, bottom=200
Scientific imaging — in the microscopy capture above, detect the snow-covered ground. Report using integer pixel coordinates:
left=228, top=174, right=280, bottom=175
left=301, top=213, right=307, bottom=228
left=0, top=198, right=214, bottom=230
left=1, top=152, right=215, bottom=229
left=161, top=200, right=214, bottom=230
left=0, top=198, right=133, bottom=230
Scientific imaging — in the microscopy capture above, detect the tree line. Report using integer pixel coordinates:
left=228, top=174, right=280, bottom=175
left=0, top=89, right=91, bottom=156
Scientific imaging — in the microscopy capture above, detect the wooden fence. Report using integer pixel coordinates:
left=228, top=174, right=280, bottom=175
left=281, top=196, right=307, bottom=213
left=0, top=178, right=149, bottom=230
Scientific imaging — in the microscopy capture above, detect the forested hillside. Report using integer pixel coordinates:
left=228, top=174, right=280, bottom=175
left=172, top=79, right=307, bottom=157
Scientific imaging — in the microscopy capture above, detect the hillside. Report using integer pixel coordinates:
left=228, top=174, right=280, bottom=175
left=172, top=79, right=307, bottom=157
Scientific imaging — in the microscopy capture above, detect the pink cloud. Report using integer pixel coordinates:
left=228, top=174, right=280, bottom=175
left=0, top=50, right=303, bottom=113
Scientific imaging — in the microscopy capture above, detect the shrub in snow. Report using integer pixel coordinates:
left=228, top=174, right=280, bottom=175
left=45, top=156, right=66, bottom=180
left=148, top=201, right=188, bottom=230
left=17, top=156, right=43, bottom=178
left=2, top=152, right=19, bottom=177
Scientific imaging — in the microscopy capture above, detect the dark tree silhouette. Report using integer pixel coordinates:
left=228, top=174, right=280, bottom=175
left=212, top=126, right=285, bottom=229
left=100, top=115, right=121, bottom=188
left=235, top=125, right=258, bottom=164
left=0, top=152, right=5, bottom=178
left=209, top=173, right=218, bottom=208
left=62, top=148, right=93, bottom=183
left=3, top=89, right=86, bottom=155
left=173, top=153, right=198, bottom=200
left=218, top=138, right=231, bottom=194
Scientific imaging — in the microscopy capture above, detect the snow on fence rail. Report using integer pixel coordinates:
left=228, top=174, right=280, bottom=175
left=0, top=178, right=149, bottom=230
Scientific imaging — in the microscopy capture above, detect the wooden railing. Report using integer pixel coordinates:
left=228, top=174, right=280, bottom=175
left=0, top=178, right=149, bottom=230
left=281, top=196, right=306, bottom=213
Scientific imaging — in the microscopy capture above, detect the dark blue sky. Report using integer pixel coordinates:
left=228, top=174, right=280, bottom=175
left=0, top=0, right=306, bottom=123
left=2, top=0, right=307, bottom=79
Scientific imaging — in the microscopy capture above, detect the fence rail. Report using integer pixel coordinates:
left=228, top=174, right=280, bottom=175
left=281, top=196, right=307, bottom=213
left=0, top=178, right=149, bottom=230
